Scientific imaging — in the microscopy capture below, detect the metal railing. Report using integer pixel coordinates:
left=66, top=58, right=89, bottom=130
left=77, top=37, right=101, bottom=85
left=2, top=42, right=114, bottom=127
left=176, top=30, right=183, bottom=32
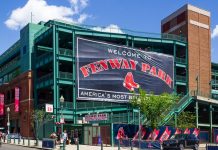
left=59, top=48, right=73, bottom=56
left=34, top=26, right=50, bottom=39
left=0, top=40, right=20, bottom=63
left=80, top=24, right=187, bottom=42
left=176, top=75, right=186, bottom=82
left=212, top=69, right=218, bottom=73
left=0, top=57, right=20, bottom=72
left=190, top=90, right=218, bottom=100
left=159, top=92, right=191, bottom=126
left=37, top=53, right=52, bottom=63
left=59, top=71, right=73, bottom=80
left=37, top=20, right=187, bottom=43
left=76, top=101, right=124, bottom=110
left=63, top=101, right=73, bottom=109
left=38, top=73, right=53, bottom=83
left=175, top=57, right=186, bottom=64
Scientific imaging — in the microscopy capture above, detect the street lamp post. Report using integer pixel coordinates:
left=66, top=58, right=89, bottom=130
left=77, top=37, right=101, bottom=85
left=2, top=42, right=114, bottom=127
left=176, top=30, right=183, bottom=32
left=7, top=107, right=10, bottom=134
left=60, top=95, right=65, bottom=150
left=7, top=107, right=10, bottom=142
left=138, top=108, right=141, bottom=150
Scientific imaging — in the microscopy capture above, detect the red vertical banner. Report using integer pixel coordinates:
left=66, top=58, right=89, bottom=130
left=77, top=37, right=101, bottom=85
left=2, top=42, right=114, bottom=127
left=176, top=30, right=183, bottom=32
left=15, top=87, right=19, bottom=112
left=0, top=94, right=4, bottom=115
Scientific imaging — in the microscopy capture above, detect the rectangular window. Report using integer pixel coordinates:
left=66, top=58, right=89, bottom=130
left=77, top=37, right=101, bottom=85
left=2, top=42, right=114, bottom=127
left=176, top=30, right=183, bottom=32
left=162, top=21, right=170, bottom=32
left=177, top=11, right=186, bottom=24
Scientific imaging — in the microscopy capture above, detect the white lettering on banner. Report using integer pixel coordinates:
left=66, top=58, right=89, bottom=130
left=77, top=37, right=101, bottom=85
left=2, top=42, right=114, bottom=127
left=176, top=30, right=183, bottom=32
left=80, top=91, right=106, bottom=98
left=108, top=48, right=152, bottom=59
left=85, top=113, right=108, bottom=122
left=111, top=94, right=128, bottom=100
left=80, top=90, right=136, bottom=100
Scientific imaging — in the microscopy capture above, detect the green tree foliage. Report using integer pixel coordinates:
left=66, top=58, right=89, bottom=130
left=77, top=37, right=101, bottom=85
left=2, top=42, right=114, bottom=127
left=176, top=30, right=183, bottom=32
left=31, top=109, right=53, bottom=139
left=131, top=89, right=178, bottom=129
left=177, top=111, right=196, bottom=129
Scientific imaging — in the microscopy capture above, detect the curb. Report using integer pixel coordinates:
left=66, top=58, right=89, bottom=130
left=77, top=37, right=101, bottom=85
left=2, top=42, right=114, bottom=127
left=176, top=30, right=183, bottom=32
left=3, top=142, right=42, bottom=149
left=3, top=142, right=61, bottom=150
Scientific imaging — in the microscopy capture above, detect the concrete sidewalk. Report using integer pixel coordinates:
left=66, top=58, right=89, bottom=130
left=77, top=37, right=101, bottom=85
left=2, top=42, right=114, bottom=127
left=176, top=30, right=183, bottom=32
left=2, top=139, right=207, bottom=150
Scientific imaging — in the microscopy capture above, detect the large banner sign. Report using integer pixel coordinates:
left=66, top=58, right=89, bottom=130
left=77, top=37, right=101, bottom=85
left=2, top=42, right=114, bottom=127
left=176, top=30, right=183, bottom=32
left=15, top=87, right=19, bottom=112
left=0, top=94, right=4, bottom=115
left=77, top=38, right=174, bottom=102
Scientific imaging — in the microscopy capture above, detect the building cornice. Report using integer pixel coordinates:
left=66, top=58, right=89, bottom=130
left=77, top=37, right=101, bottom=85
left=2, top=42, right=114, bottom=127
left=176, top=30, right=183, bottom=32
left=161, top=4, right=210, bottom=25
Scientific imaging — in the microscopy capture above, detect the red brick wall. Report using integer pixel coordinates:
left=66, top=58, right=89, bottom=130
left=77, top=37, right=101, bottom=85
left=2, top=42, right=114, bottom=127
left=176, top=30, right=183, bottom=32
left=187, top=10, right=211, bottom=96
left=161, top=8, right=211, bottom=96
left=0, top=71, right=34, bottom=137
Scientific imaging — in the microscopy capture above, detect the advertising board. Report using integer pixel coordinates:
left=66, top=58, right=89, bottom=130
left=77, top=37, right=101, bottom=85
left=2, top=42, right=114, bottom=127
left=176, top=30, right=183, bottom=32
left=77, top=38, right=174, bottom=102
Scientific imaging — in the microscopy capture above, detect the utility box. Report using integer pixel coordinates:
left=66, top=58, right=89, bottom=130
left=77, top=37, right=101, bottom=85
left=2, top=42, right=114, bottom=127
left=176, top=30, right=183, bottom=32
left=42, top=138, right=56, bottom=149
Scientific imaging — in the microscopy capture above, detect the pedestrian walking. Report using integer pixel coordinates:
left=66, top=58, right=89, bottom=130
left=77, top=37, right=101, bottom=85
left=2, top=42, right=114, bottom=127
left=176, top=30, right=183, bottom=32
left=0, top=131, right=2, bottom=147
left=62, top=130, right=68, bottom=145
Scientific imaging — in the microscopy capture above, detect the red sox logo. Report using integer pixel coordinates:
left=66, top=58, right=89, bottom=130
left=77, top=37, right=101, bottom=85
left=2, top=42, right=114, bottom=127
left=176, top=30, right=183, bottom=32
left=123, top=72, right=140, bottom=91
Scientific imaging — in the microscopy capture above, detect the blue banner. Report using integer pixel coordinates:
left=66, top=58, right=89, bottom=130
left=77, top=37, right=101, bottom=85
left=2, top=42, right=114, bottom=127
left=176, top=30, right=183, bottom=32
left=214, top=129, right=218, bottom=143
left=112, top=124, right=203, bottom=149
left=77, top=38, right=174, bottom=102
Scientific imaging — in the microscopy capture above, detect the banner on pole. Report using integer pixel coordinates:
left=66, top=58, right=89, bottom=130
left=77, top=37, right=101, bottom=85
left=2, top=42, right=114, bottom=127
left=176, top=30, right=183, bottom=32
left=0, top=94, right=4, bottom=115
left=15, top=87, right=19, bottom=112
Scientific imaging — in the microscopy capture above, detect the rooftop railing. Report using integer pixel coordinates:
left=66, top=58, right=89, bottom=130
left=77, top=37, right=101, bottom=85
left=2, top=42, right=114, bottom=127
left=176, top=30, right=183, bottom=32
left=34, top=26, right=49, bottom=39
left=35, top=20, right=187, bottom=43
left=81, top=24, right=187, bottom=42
left=0, top=57, right=20, bottom=72
left=0, top=40, right=20, bottom=63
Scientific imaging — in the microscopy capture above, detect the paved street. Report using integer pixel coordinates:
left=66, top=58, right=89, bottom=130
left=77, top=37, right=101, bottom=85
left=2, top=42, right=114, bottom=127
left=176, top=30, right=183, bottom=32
left=0, top=144, right=39, bottom=150
left=0, top=144, right=207, bottom=150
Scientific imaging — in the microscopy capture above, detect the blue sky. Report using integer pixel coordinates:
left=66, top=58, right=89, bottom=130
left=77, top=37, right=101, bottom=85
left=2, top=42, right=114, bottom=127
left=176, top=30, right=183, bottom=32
left=0, top=0, right=217, bottom=62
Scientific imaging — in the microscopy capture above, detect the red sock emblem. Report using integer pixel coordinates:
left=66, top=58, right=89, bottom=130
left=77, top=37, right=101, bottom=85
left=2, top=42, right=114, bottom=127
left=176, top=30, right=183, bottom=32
left=123, top=72, right=140, bottom=91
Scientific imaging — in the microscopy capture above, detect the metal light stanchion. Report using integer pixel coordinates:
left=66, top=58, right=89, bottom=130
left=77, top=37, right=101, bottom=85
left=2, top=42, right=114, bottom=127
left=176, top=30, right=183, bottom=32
left=130, top=140, right=133, bottom=150
left=23, top=137, right=25, bottom=145
left=138, top=108, right=141, bottom=150
left=18, top=136, right=20, bottom=144
left=7, top=107, right=10, bottom=143
left=101, top=140, right=103, bottom=150
left=60, top=95, right=65, bottom=150
left=13, top=137, right=15, bottom=143
left=77, top=139, right=79, bottom=150
left=118, top=140, right=120, bottom=150
left=28, top=137, right=30, bottom=146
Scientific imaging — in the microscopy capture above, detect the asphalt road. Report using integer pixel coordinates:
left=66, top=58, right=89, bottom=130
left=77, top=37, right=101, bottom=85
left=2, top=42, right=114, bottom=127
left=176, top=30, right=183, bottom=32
left=0, top=144, right=39, bottom=150
left=0, top=144, right=207, bottom=150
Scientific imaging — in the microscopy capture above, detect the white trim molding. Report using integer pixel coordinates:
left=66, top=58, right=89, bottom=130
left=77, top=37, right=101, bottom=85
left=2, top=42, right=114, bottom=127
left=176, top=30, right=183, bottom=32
left=190, top=20, right=209, bottom=29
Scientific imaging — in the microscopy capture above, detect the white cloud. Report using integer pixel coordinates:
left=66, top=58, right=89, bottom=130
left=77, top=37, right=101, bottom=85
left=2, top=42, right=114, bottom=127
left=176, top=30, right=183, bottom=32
left=69, top=0, right=88, bottom=13
left=92, top=24, right=124, bottom=34
left=212, top=25, right=218, bottom=39
left=5, top=0, right=89, bottom=30
left=77, top=14, right=88, bottom=24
